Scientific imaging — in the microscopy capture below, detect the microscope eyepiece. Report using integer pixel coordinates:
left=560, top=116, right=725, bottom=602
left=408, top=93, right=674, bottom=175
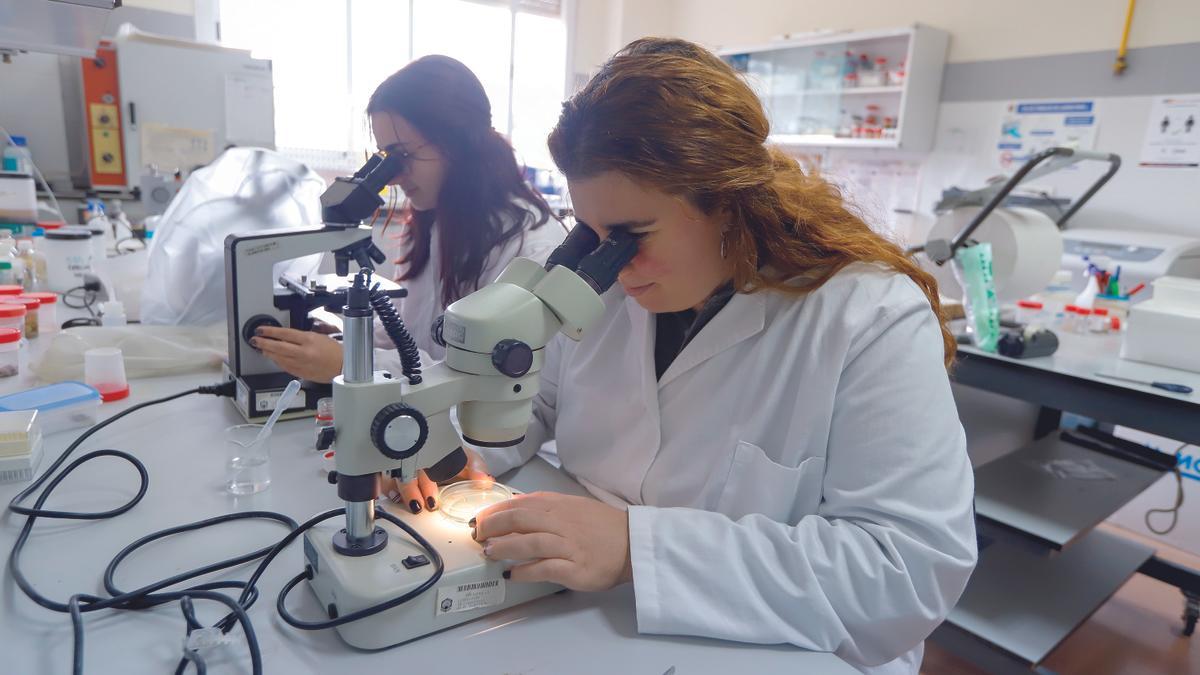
left=574, top=230, right=640, bottom=294
left=545, top=224, right=600, bottom=272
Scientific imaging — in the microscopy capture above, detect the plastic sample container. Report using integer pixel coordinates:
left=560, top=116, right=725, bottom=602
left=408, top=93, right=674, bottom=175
left=0, top=302, right=25, bottom=337
left=21, top=292, right=58, bottom=333
left=84, top=347, right=129, bottom=402
left=6, top=296, right=39, bottom=337
left=41, top=229, right=93, bottom=293
left=0, top=381, right=102, bottom=434
left=0, top=327, right=18, bottom=378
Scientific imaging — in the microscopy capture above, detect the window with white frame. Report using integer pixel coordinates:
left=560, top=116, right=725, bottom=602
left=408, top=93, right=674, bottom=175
left=216, top=0, right=567, bottom=172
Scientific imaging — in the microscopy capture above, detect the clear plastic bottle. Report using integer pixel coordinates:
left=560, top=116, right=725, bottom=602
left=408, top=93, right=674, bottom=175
left=0, top=232, right=25, bottom=289
left=99, top=300, right=126, bottom=327
left=16, top=240, right=43, bottom=291
left=2, top=135, right=33, bottom=174
left=108, top=199, right=133, bottom=243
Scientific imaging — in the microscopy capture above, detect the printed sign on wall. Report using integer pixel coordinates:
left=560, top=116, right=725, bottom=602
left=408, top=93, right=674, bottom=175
left=996, top=100, right=1098, bottom=170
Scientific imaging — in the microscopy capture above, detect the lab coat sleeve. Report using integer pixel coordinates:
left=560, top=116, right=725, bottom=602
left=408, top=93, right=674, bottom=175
left=475, top=333, right=563, bottom=476
left=627, top=290, right=977, bottom=666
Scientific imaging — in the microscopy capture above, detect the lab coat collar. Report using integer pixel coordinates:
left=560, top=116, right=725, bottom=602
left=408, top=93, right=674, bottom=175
left=626, top=290, right=767, bottom=389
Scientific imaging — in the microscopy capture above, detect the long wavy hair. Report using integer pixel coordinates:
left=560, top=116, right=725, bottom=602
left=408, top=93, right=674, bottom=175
left=548, top=38, right=955, bottom=367
left=369, top=55, right=553, bottom=307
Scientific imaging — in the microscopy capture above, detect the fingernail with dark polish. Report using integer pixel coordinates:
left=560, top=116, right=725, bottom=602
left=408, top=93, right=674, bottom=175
left=409, top=499, right=422, bottom=514
left=502, top=570, right=511, bottom=580
left=426, top=496, right=436, bottom=511
left=468, top=517, right=476, bottom=528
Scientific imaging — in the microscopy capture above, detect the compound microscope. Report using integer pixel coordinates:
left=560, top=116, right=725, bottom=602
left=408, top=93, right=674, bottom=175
left=295, top=223, right=639, bottom=649
left=223, top=152, right=406, bottom=421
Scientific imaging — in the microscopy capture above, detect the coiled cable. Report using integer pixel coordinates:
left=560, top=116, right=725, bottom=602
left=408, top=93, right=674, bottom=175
left=369, top=282, right=422, bottom=385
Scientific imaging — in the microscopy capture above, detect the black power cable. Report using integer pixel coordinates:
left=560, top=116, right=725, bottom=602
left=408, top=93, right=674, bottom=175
left=7, top=379, right=446, bottom=673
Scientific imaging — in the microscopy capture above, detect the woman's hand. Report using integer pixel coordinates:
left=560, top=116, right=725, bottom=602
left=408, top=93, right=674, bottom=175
left=386, top=447, right=492, bottom=514
left=473, top=492, right=633, bottom=592
left=251, top=327, right=343, bottom=383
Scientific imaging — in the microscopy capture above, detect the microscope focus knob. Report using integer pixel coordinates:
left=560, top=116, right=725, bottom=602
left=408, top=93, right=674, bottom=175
left=491, top=339, right=533, bottom=378
left=370, top=403, right=428, bottom=461
left=431, top=315, right=446, bottom=348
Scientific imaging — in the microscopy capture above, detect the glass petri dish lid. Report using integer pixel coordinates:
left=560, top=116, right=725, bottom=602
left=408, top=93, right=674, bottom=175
left=438, top=480, right=514, bottom=524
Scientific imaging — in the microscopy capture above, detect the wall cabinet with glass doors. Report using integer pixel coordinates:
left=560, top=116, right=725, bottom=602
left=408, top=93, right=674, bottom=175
left=720, top=24, right=949, bottom=151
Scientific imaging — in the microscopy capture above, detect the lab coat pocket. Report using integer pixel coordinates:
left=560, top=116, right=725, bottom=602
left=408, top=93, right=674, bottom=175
left=715, top=441, right=825, bottom=523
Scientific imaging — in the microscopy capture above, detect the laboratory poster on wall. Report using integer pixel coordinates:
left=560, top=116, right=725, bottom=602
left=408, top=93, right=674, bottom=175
left=1138, top=95, right=1200, bottom=168
left=996, top=100, right=1098, bottom=171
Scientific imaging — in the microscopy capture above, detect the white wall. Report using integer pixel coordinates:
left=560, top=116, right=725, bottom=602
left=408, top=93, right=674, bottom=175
left=635, top=0, right=1200, bottom=63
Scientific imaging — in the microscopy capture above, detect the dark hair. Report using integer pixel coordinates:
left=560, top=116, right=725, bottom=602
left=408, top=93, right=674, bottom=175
left=548, top=38, right=954, bottom=367
left=369, top=55, right=553, bottom=307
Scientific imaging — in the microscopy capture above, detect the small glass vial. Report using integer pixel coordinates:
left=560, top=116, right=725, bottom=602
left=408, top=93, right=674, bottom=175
left=1089, top=307, right=1110, bottom=333
left=314, top=397, right=334, bottom=452
left=0, top=327, right=18, bottom=377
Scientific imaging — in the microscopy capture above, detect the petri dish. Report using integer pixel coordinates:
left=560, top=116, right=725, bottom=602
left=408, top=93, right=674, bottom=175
left=439, top=480, right=514, bottom=524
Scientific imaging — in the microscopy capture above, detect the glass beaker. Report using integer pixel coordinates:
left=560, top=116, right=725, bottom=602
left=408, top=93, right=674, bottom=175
left=226, top=424, right=271, bottom=495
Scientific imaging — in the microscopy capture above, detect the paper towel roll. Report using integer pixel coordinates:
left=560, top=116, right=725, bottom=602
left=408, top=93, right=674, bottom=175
left=924, top=206, right=1063, bottom=302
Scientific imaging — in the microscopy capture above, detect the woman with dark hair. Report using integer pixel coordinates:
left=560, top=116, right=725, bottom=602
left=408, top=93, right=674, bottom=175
left=431, top=39, right=977, bottom=673
left=254, top=55, right=565, bottom=395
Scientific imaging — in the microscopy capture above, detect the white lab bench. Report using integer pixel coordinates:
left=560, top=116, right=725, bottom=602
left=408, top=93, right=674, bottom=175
left=933, top=329, right=1200, bottom=674
left=0, top=338, right=855, bottom=674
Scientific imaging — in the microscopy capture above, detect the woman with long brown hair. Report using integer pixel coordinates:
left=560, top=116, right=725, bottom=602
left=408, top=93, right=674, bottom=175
left=253, top=56, right=563, bottom=513
left=434, top=38, right=975, bottom=672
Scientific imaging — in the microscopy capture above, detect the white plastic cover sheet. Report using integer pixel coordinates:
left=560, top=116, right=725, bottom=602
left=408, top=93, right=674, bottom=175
left=140, top=147, right=326, bottom=326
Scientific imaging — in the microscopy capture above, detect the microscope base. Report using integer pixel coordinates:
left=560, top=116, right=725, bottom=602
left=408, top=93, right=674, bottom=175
left=223, top=363, right=324, bottom=422
left=304, top=504, right=563, bottom=649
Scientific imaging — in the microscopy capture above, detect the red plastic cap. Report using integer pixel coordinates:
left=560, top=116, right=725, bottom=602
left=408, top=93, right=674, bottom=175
left=1111, top=317, right=1121, bottom=330
left=8, top=297, right=39, bottom=310
left=1017, top=300, right=1044, bottom=309
left=0, top=303, right=26, bottom=318
left=1077, top=308, right=1093, bottom=315
left=1064, top=304, right=1080, bottom=313
left=22, top=292, right=57, bottom=304
left=97, top=385, right=130, bottom=402
left=1092, top=307, right=1109, bottom=316
left=0, top=285, right=23, bottom=296
left=37, top=221, right=65, bottom=230
left=0, top=327, right=19, bottom=344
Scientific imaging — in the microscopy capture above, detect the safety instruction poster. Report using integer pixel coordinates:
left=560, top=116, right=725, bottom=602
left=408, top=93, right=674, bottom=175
left=996, top=100, right=1098, bottom=170
left=1138, top=95, right=1200, bottom=168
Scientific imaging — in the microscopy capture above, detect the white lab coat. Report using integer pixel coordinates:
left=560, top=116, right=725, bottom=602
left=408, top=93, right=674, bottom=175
left=479, top=262, right=978, bottom=674
left=374, top=201, right=566, bottom=373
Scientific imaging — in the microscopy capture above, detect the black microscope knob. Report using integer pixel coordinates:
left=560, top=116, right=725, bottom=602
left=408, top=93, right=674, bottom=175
left=316, top=426, right=336, bottom=451
left=370, top=403, right=428, bottom=460
left=431, top=314, right=446, bottom=347
left=243, top=314, right=282, bottom=348
left=491, top=339, right=533, bottom=378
